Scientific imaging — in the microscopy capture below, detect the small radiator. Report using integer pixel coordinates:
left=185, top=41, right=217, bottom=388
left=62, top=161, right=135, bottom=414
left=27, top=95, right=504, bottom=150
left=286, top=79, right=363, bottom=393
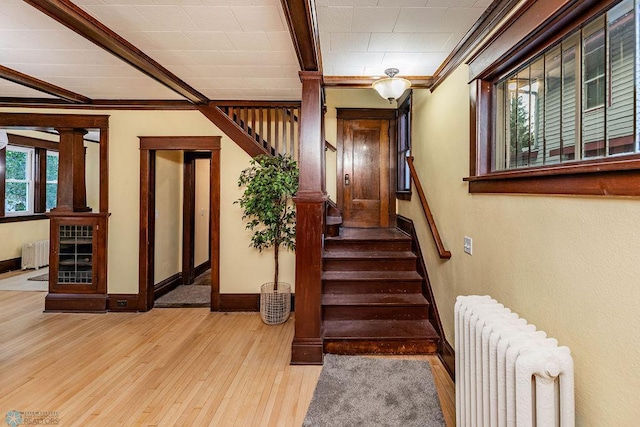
left=455, top=295, right=574, bottom=427
left=21, top=239, right=50, bottom=270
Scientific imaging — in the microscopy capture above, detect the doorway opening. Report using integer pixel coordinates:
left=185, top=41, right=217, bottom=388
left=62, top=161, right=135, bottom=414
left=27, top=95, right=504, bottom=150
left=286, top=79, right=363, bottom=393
left=138, top=137, right=221, bottom=312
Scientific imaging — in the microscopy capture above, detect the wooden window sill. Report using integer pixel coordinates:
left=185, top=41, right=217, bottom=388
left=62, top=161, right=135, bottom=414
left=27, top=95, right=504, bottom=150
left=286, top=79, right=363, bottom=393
left=465, top=157, right=640, bottom=196
left=0, top=214, right=49, bottom=224
left=396, top=191, right=412, bottom=201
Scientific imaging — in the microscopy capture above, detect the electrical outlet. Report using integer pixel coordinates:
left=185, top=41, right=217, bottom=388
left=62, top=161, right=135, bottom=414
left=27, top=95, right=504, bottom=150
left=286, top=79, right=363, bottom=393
left=117, top=300, right=127, bottom=307
left=464, top=236, right=473, bottom=255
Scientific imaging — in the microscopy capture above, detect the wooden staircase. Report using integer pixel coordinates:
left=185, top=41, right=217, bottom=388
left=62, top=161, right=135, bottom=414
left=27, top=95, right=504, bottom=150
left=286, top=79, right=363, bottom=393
left=322, top=227, right=440, bottom=355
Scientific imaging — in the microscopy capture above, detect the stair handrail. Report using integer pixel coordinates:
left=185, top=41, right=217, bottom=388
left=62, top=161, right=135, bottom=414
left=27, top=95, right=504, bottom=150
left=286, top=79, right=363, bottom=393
left=406, top=156, right=451, bottom=260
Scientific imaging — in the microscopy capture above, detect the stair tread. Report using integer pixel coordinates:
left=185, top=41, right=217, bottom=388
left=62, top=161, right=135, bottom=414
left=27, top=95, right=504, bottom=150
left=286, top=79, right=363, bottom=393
left=323, top=293, right=428, bottom=306
left=323, top=319, right=438, bottom=340
left=326, top=216, right=342, bottom=226
left=323, top=270, right=422, bottom=281
left=326, top=227, right=411, bottom=242
left=323, top=250, right=416, bottom=259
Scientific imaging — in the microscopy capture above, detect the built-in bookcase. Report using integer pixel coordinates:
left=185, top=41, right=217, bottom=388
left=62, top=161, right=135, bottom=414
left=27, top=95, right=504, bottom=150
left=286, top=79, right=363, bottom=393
left=45, top=212, right=109, bottom=312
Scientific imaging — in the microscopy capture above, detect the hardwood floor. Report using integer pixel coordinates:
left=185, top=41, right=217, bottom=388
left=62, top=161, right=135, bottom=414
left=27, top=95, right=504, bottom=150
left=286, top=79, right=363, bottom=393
left=0, top=290, right=455, bottom=426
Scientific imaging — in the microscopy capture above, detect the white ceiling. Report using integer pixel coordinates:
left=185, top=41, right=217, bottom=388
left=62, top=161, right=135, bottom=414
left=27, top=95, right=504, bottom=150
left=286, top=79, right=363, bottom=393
left=0, top=0, right=494, bottom=102
left=318, top=0, right=491, bottom=76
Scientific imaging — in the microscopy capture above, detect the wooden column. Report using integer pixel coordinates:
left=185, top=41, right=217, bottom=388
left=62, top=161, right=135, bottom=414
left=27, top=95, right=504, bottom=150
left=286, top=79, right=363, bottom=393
left=291, top=71, right=326, bottom=365
left=53, top=127, right=90, bottom=212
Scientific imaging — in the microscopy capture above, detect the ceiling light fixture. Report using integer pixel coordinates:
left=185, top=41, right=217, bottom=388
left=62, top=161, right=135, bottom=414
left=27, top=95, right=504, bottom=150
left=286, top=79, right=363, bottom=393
left=372, top=68, right=411, bottom=103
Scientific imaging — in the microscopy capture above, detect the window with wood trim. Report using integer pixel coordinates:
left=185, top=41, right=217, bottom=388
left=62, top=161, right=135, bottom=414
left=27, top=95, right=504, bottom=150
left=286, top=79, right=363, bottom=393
left=1, top=137, right=59, bottom=218
left=5, top=145, right=35, bottom=215
left=467, top=0, right=640, bottom=196
left=397, top=93, right=412, bottom=199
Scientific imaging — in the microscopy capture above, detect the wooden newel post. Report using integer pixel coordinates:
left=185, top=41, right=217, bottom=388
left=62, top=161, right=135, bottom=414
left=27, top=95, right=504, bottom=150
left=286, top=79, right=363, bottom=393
left=53, top=127, right=91, bottom=212
left=291, top=71, right=326, bottom=365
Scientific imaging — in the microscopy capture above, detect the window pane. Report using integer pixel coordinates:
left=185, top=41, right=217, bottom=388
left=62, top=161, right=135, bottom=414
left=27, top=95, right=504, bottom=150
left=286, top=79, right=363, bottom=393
left=46, top=152, right=59, bottom=182
left=508, top=71, right=533, bottom=168
left=46, top=183, right=58, bottom=211
left=530, top=58, right=544, bottom=166
left=583, top=23, right=606, bottom=110
left=494, top=79, right=507, bottom=171
left=5, top=182, right=28, bottom=213
left=607, top=0, right=636, bottom=156
left=6, top=149, right=27, bottom=180
left=583, top=18, right=606, bottom=158
left=545, top=45, right=562, bottom=164
left=562, top=36, right=578, bottom=161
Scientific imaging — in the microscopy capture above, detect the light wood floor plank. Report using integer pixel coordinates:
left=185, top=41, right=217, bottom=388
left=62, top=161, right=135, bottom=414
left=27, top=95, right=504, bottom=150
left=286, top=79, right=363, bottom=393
left=0, top=290, right=455, bottom=426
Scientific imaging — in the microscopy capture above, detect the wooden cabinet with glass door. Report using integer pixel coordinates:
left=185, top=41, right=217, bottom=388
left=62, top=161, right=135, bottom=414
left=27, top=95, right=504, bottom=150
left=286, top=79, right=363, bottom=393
left=45, top=212, right=109, bottom=312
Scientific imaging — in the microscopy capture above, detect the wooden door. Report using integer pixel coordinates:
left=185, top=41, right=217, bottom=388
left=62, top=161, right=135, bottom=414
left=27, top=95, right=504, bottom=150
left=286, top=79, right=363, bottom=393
left=338, top=112, right=393, bottom=228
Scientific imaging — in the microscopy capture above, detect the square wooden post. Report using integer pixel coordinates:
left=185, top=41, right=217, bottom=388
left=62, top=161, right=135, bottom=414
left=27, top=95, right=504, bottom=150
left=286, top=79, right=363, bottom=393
left=291, top=71, right=326, bottom=365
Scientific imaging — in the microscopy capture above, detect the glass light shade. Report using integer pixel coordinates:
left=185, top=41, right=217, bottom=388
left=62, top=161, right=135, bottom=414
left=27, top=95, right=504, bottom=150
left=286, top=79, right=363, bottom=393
left=372, top=76, right=411, bottom=102
left=0, top=130, right=7, bottom=150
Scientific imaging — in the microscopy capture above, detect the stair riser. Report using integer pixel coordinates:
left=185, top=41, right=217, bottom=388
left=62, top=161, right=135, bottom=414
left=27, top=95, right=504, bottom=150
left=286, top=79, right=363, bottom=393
left=323, top=306, right=429, bottom=321
left=324, top=240, right=412, bottom=252
left=324, top=339, right=438, bottom=355
left=323, top=281, right=423, bottom=294
left=323, top=258, right=416, bottom=271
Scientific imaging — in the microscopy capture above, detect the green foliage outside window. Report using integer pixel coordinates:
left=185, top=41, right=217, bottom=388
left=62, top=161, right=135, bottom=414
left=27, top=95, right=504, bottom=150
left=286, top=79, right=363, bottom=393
left=509, top=95, right=532, bottom=163
left=5, top=149, right=29, bottom=213
left=46, top=153, right=59, bottom=210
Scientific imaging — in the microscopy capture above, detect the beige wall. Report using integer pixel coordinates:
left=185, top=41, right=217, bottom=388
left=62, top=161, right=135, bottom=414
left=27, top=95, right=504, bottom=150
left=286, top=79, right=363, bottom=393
left=154, top=150, right=183, bottom=283
left=397, top=66, right=640, bottom=425
left=194, top=158, right=210, bottom=267
left=324, top=88, right=396, bottom=201
left=0, top=108, right=296, bottom=294
left=0, top=220, right=49, bottom=260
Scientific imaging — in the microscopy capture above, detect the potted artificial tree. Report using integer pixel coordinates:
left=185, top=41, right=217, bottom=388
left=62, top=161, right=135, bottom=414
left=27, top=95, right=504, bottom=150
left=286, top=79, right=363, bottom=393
left=236, top=154, right=299, bottom=325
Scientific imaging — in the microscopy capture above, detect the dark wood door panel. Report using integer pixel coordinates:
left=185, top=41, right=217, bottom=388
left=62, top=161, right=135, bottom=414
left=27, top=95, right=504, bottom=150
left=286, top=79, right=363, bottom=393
left=341, top=118, right=390, bottom=228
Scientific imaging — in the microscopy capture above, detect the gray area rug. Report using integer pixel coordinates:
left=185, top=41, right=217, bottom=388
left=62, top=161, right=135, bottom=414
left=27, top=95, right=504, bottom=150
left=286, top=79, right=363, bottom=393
left=154, top=285, right=210, bottom=308
left=303, top=354, right=445, bottom=427
left=28, top=273, right=49, bottom=281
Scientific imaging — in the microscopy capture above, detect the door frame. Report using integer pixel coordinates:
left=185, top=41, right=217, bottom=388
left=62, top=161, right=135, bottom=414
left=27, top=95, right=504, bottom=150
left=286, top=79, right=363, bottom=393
left=139, top=136, right=221, bottom=312
left=182, top=151, right=212, bottom=285
left=336, top=109, right=397, bottom=227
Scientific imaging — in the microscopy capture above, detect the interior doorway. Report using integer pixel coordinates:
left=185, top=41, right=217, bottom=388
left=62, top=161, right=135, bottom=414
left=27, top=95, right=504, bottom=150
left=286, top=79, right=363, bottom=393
left=138, top=136, right=221, bottom=312
left=337, top=109, right=397, bottom=228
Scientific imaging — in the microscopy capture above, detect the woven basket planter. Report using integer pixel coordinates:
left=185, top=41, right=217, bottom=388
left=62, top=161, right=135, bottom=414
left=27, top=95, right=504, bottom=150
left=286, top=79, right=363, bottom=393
left=260, top=282, right=291, bottom=325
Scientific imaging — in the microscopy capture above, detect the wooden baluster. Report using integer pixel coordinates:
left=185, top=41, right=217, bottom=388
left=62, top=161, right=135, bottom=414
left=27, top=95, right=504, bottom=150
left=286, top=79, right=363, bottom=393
left=289, top=107, right=295, bottom=158
left=267, top=108, right=272, bottom=156
left=275, top=108, right=280, bottom=156
left=282, top=107, right=287, bottom=156
left=251, top=107, right=258, bottom=140
left=242, top=108, right=249, bottom=133
left=259, top=108, right=264, bottom=149
left=228, top=106, right=235, bottom=124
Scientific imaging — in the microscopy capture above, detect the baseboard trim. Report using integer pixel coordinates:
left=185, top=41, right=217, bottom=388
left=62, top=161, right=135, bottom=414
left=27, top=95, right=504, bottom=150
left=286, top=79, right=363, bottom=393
left=439, top=339, right=455, bottom=381
left=154, top=272, right=182, bottom=299
left=220, top=294, right=259, bottom=311
left=0, top=257, right=21, bottom=274
left=107, top=294, right=140, bottom=312
left=194, top=260, right=210, bottom=278
left=219, top=293, right=295, bottom=312
left=291, top=338, right=324, bottom=365
left=44, top=293, right=107, bottom=313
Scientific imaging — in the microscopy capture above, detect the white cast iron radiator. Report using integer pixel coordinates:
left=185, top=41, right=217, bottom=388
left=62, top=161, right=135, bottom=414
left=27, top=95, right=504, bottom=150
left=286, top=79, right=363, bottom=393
left=21, top=239, right=50, bottom=269
left=455, top=295, right=574, bottom=427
